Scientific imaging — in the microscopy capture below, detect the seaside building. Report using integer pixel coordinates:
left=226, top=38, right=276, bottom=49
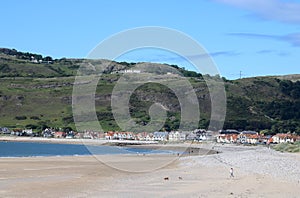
left=120, top=69, right=141, bottom=74
left=168, top=131, right=188, bottom=142
left=145, top=133, right=154, bottom=141
left=0, top=127, right=11, bottom=134
left=54, top=131, right=66, bottom=138
left=153, top=132, right=168, bottom=141
left=136, top=132, right=148, bottom=141
left=42, top=128, right=54, bottom=138
left=271, top=133, right=298, bottom=144
left=216, top=134, right=238, bottom=144
left=238, top=131, right=259, bottom=144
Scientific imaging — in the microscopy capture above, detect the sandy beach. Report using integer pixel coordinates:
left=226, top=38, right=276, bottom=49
left=1, top=142, right=300, bottom=198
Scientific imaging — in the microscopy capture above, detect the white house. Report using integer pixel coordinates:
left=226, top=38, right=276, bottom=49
left=146, top=133, right=154, bottom=141
left=272, top=133, right=297, bottom=144
left=216, top=134, right=238, bottom=144
left=22, top=129, right=33, bottom=136
left=121, top=69, right=141, bottom=74
left=168, top=131, right=180, bottom=141
left=153, top=132, right=168, bottom=141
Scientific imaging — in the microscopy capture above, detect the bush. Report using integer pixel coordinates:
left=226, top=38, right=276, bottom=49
left=15, top=116, right=27, bottom=120
left=30, top=116, right=40, bottom=120
left=25, top=124, right=38, bottom=129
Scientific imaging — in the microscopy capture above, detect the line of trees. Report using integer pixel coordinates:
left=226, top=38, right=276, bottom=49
left=0, top=48, right=53, bottom=62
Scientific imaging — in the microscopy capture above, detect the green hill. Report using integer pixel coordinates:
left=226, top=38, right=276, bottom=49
left=0, top=48, right=299, bottom=134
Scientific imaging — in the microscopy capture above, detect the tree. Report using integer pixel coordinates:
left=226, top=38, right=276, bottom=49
left=44, top=56, right=53, bottom=61
left=291, top=89, right=300, bottom=99
left=259, top=129, right=275, bottom=135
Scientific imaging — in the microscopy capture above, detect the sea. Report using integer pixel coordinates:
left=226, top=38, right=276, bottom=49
left=0, top=141, right=173, bottom=157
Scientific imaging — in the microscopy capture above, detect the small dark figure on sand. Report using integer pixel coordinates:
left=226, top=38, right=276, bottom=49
left=230, top=168, right=234, bottom=178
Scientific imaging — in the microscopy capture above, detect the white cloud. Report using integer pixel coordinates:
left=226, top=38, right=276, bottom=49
left=214, top=0, right=300, bottom=24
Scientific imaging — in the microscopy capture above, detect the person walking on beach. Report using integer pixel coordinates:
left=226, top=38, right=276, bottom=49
left=230, top=168, right=234, bottom=178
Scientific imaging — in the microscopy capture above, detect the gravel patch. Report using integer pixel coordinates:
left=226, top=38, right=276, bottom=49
left=180, top=144, right=300, bottom=182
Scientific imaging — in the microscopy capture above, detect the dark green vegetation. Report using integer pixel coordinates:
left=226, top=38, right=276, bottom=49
left=225, top=77, right=300, bottom=134
left=0, top=48, right=299, bottom=133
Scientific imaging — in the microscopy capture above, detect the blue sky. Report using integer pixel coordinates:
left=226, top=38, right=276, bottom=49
left=0, top=0, right=300, bottom=79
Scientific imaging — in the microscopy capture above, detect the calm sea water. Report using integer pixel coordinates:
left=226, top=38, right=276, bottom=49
left=0, top=141, right=172, bottom=157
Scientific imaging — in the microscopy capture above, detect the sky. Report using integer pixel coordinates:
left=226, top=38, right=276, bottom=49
left=0, top=0, right=300, bottom=79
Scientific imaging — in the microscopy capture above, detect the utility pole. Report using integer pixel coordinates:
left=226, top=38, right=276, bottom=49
left=239, top=71, right=242, bottom=79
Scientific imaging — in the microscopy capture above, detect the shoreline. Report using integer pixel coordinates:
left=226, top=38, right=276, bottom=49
left=0, top=136, right=218, bottom=158
left=2, top=135, right=298, bottom=158
left=0, top=135, right=108, bottom=145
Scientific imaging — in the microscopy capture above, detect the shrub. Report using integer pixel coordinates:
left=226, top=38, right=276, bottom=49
left=15, top=116, right=27, bottom=120
left=30, top=116, right=40, bottom=120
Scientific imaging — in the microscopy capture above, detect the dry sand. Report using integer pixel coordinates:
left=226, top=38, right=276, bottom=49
left=0, top=143, right=299, bottom=198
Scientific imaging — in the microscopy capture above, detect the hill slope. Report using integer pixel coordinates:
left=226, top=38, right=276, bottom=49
left=0, top=48, right=299, bottom=134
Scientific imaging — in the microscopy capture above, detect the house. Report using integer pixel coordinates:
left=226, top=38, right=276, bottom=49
left=121, top=69, right=141, bottom=74
left=113, top=132, right=119, bottom=140
left=124, top=132, right=134, bottom=140
left=153, top=132, right=168, bottom=141
left=168, top=131, right=180, bottom=141
left=260, top=135, right=272, bottom=144
left=43, top=128, right=54, bottom=138
left=65, top=131, right=75, bottom=139
left=54, top=131, right=66, bottom=138
left=168, top=131, right=187, bottom=142
left=145, top=133, right=154, bottom=141
left=105, top=131, right=114, bottom=140
left=11, top=129, right=22, bottom=136
left=240, top=134, right=260, bottom=144
left=205, top=130, right=216, bottom=140
left=0, top=127, right=11, bottom=134
left=217, top=134, right=238, bottom=144
left=179, top=131, right=188, bottom=141
left=136, top=132, right=148, bottom=141
left=74, top=132, right=84, bottom=139
left=120, top=132, right=134, bottom=140
left=195, top=129, right=210, bottom=141
left=186, top=132, right=197, bottom=141
left=272, top=133, right=297, bottom=144
left=217, top=129, right=239, bottom=144
left=83, top=131, right=102, bottom=139
left=97, top=132, right=105, bottom=139
left=114, top=132, right=122, bottom=140
left=22, top=129, right=33, bottom=136
left=106, top=131, right=135, bottom=140
left=83, top=131, right=93, bottom=139
left=239, top=131, right=259, bottom=144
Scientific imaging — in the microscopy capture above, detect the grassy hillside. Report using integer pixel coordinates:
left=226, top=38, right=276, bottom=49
left=0, top=48, right=299, bottom=134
